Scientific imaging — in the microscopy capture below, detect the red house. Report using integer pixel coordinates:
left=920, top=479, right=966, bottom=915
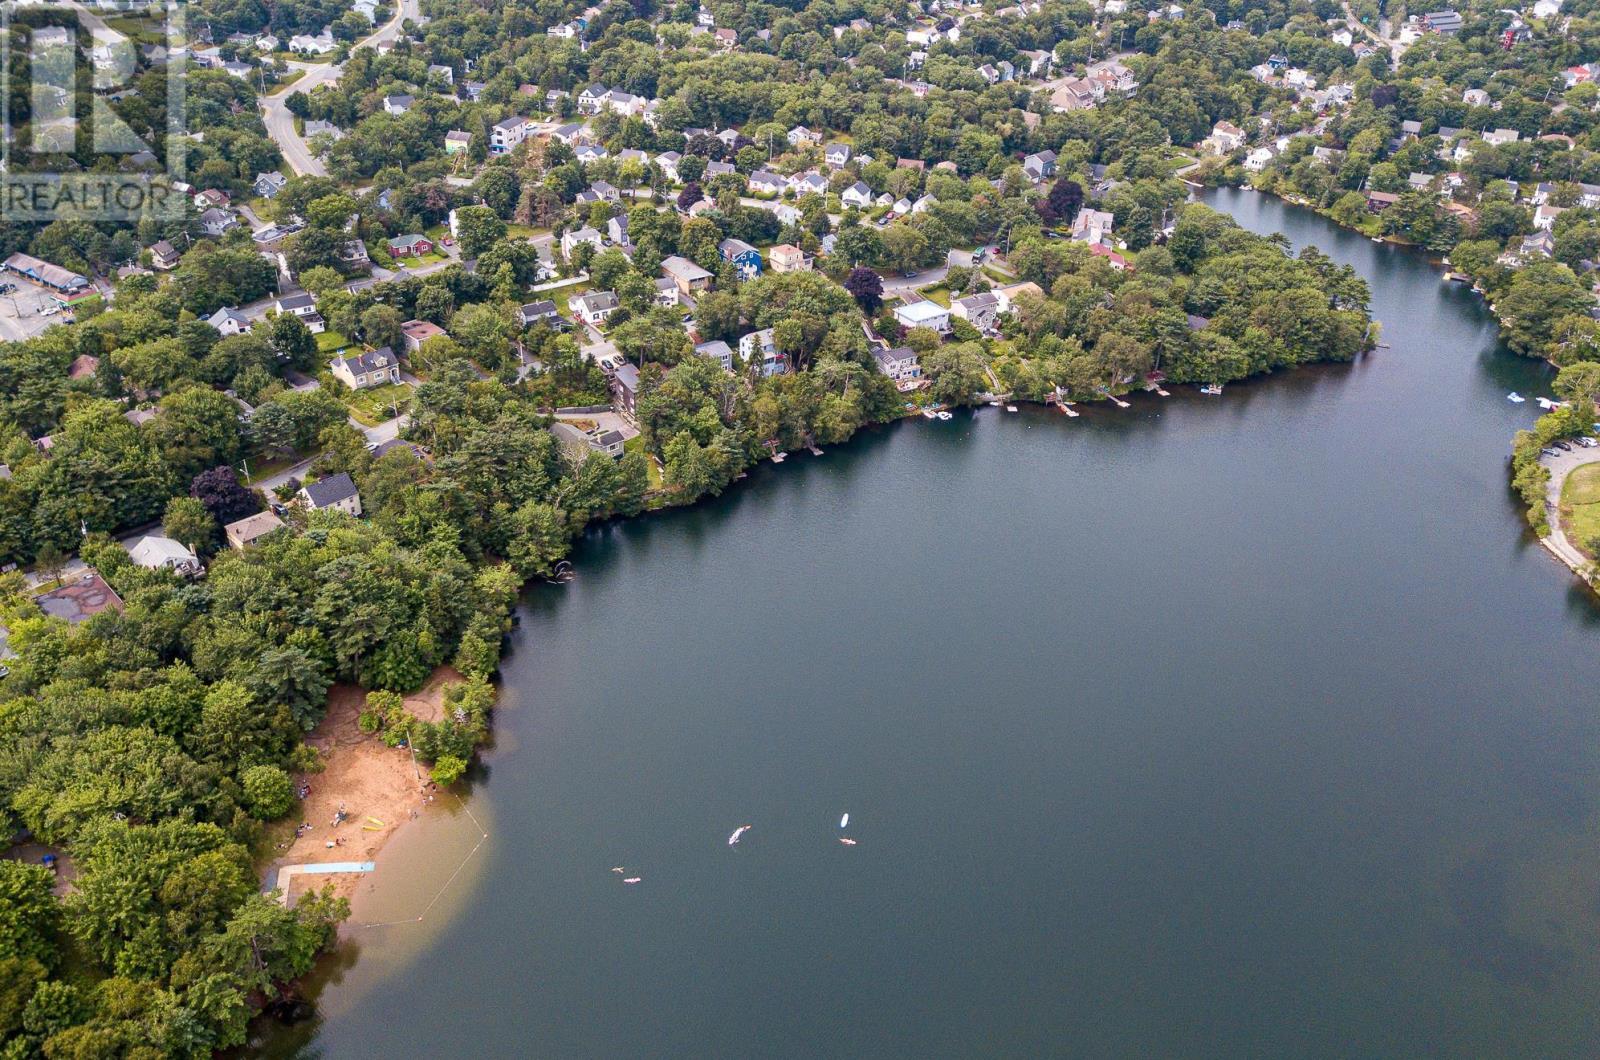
left=386, top=234, right=434, bottom=258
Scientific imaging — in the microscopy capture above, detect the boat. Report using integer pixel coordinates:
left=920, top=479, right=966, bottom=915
left=988, top=400, right=1002, bottom=407
left=611, top=867, right=624, bottom=873
left=839, top=838, right=857, bottom=846
left=936, top=410, right=953, bottom=421
left=921, top=409, right=938, bottom=420
left=728, top=825, right=752, bottom=846
left=1006, top=405, right=1018, bottom=412
left=1200, top=383, right=1223, bottom=395
left=839, top=813, right=849, bottom=828
left=1371, top=236, right=1383, bottom=243
left=623, top=877, right=641, bottom=884
left=771, top=451, right=787, bottom=463
left=1508, top=392, right=1525, bottom=403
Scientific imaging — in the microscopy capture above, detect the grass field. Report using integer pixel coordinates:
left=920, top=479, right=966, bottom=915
left=1561, top=462, right=1600, bottom=557
left=316, top=330, right=350, bottom=353
left=340, top=382, right=412, bottom=427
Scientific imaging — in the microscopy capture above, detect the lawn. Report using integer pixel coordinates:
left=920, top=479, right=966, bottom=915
left=508, top=225, right=545, bottom=240
left=316, top=330, right=350, bottom=353
left=625, top=435, right=664, bottom=490
left=1561, top=462, right=1600, bottom=557
left=392, top=251, right=450, bottom=268
left=339, top=382, right=413, bottom=427
left=920, top=285, right=952, bottom=307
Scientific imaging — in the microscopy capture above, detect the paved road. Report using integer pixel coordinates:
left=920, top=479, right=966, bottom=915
left=1540, top=443, right=1600, bottom=572
left=259, top=0, right=421, bottom=177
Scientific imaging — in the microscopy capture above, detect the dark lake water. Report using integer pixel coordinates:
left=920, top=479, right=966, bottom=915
left=264, top=189, right=1600, bottom=1058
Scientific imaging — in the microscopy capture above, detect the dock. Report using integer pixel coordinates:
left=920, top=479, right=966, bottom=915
left=806, top=444, right=823, bottom=456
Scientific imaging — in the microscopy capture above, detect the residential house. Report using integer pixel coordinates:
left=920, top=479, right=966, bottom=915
left=428, top=63, right=453, bottom=85
left=574, top=145, right=608, bottom=165
left=871, top=345, right=922, bottom=387
left=611, top=361, right=640, bottom=419
left=654, top=278, right=681, bottom=306
left=1365, top=190, right=1400, bottom=212
left=339, top=240, right=371, bottom=267
left=400, top=318, right=446, bottom=353
left=842, top=181, right=875, bottom=208
left=1022, top=149, right=1057, bottom=182
left=330, top=347, right=401, bottom=389
left=253, top=171, right=288, bottom=198
left=149, top=240, right=180, bottom=270
left=893, top=299, right=951, bottom=334
left=607, top=215, right=630, bottom=247
left=1243, top=145, right=1276, bottom=171
left=1050, top=77, right=1098, bottom=113
left=1206, top=120, right=1247, bottom=153
left=561, top=227, right=604, bottom=259
left=749, top=170, right=788, bottom=196
left=1071, top=207, right=1114, bottom=243
left=1483, top=128, right=1519, bottom=146
left=298, top=472, right=362, bottom=516
left=386, top=234, right=434, bottom=258
left=695, top=339, right=735, bottom=370
left=224, top=510, right=286, bottom=550
left=127, top=535, right=202, bottom=576
left=769, top=244, right=810, bottom=273
left=491, top=116, right=533, bottom=153
left=382, top=94, right=414, bottom=115
left=661, top=255, right=714, bottom=295
left=951, top=291, right=1002, bottom=332
left=738, top=328, right=788, bottom=376
left=518, top=300, right=560, bottom=326
left=199, top=208, right=237, bottom=237
left=655, top=151, right=683, bottom=183
left=1534, top=203, right=1565, bottom=231
left=288, top=31, right=335, bottom=54
left=206, top=307, right=252, bottom=335
left=1463, top=88, right=1489, bottom=107
left=793, top=172, right=829, bottom=196
left=824, top=142, right=852, bottom=168
left=569, top=290, right=620, bottom=325
left=719, top=238, right=763, bottom=280
left=304, top=119, right=345, bottom=142
left=578, top=84, right=609, bottom=114
left=444, top=130, right=472, bottom=154
left=549, top=421, right=626, bottom=459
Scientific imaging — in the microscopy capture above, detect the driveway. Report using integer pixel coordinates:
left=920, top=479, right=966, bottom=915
left=259, top=0, right=421, bottom=177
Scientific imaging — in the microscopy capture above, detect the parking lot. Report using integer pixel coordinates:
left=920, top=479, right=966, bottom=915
left=0, top=280, right=74, bottom=342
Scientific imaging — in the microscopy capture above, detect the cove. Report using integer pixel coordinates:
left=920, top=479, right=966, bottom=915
left=259, top=189, right=1600, bottom=1057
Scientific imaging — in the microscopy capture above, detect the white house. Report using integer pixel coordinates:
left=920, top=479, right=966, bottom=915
left=127, top=535, right=202, bottom=575
left=299, top=472, right=362, bottom=517
left=491, top=116, right=533, bottom=153
left=738, top=328, right=788, bottom=376
left=1243, top=145, right=1276, bottom=171
left=568, top=290, right=620, bottom=325
left=329, top=347, right=401, bottom=390
left=842, top=181, right=874, bottom=208
left=871, top=345, right=922, bottom=387
left=893, top=299, right=951, bottom=334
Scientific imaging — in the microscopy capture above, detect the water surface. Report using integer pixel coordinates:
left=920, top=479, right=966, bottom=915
left=264, top=189, right=1600, bottom=1058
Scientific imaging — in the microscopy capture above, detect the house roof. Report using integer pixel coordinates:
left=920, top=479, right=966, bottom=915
left=662, top=255, right=713, bottom=281
left=896, top=299, right=948, bottom=322
left=333, top=346, right=398, bottom=374
left=401, top=319, right=446, bottom=343
left=128, top=535, right=199, bottom=569
left=301, top=471, right=359, bottom=508
left=224, top=510, right=286, bottom=543
left=277, top=291, right=315, bottom=311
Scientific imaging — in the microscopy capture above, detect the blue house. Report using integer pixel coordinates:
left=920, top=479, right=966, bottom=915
left=719, top=238, right=763, bottom=280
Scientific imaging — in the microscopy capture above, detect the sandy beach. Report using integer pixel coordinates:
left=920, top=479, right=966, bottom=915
left=270, top=666, right=466, bottom=906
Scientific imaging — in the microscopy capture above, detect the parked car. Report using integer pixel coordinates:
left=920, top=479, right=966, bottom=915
left=1580, top=437, right=1598, bottom=448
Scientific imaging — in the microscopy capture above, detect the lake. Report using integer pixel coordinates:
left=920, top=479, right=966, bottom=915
left=262, top=189, right=1600, bottom=1058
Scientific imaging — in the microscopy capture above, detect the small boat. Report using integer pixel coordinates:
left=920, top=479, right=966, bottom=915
left=1371, top=236, right=1383, bottom=243
left=988, top=400, right=1002, bottom=407
left=1006, top=405, right=1017, bottom=412
left=771, top=451, right=787, bottom=463
left=623, top=877, right=642, bottom=884
left=611, top=867, right=624, bottom=873
left=1508, top=392, right=1526, bottom=403
left=728, top=825, right=752, bottom=846
left=921, top=409, right=938, bottom=420
left=1200, top=384, right=1223, bottom=396
left=839, top=813, right=849, bottom=828
left=839, top=838, right=857, bottom=846
left=936, top=410, right=953, bottom=421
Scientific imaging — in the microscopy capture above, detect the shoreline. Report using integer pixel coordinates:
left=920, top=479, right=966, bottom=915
left=264, top=666, right=474, bottom=910
left=1219, top=182, right=1600, bottom=588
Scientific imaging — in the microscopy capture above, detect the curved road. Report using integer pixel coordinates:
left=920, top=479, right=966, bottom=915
left=260, top=0, right=422, bottom=177
left=1539, top=444, right=1600, bottom=573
